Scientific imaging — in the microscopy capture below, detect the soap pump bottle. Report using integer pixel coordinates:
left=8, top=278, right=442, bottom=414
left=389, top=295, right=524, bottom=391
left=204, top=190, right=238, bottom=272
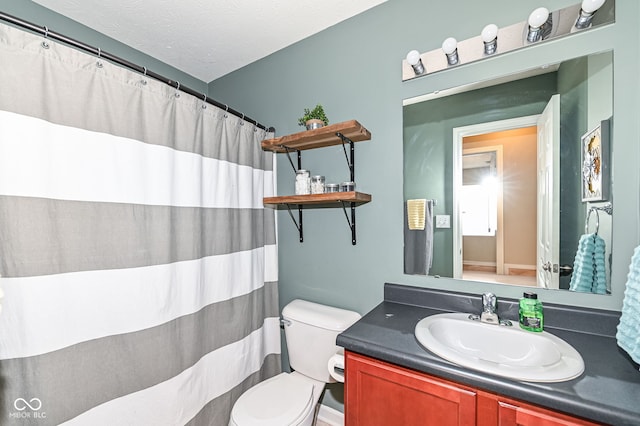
left=519, top=292, right=544, bottom=332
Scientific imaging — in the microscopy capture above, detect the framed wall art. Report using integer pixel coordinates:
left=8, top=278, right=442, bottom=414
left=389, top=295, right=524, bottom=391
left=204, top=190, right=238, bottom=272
left=581, top=118, right=611, bottom=202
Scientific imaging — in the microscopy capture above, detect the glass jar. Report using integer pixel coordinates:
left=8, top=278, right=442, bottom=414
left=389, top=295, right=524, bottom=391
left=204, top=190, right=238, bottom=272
left=340, top=181, right=356, bottom=192
left=295, top=169, right=311, bottom=195
left=311, top=175, right=325, bottom=194
left=325, top=183, right=340, bottom=193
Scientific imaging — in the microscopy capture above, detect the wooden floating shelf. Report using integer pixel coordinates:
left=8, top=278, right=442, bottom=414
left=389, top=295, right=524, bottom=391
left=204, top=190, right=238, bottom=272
left=264, top=191, right=371, bottom=206
left=261, top=120, right=371, bottom=153
left=261, top=119, right=372, bottom=245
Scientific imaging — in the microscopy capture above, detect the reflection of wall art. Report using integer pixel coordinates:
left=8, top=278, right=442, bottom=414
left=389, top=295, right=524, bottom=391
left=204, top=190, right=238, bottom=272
left=581, top=118, right=611, bottom=202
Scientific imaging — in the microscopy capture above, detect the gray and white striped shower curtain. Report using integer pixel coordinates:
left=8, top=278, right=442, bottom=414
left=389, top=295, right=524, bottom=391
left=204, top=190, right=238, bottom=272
left=0, top=21, right=280, bottom=425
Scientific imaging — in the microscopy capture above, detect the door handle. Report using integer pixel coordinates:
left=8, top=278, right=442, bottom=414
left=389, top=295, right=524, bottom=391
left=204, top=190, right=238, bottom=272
left=556, top=264, right=573, bottom=276
left=542, top=262, right=572, bottom=274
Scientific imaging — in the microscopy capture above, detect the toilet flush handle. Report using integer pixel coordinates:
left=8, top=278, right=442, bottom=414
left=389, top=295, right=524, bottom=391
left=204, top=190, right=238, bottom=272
left=280, top=318, right=292, bottom=327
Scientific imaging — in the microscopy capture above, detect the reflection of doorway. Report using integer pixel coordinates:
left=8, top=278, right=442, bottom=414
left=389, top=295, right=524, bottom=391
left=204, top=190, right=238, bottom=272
left=461, top=148, right=502, bottom=275
left=453, top=116, right=539, bottom=287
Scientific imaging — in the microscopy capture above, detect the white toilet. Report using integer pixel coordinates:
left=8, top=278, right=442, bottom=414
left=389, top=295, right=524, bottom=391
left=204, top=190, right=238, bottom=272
left=229, top=299, right=361, bottom=426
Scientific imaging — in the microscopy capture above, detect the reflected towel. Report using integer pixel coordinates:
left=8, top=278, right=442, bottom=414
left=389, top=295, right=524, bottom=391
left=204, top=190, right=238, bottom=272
left=569, top=233, right=607, bottom=294
left=616, top=245, right=640, bottom=365
left=407, top=199, right=426, bottom=230
left=404, top=199, right=434, bottom=275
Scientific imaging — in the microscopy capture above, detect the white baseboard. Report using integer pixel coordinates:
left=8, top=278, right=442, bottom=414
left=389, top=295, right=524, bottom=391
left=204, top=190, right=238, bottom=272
left=462, top=260, right=496, bottom=267
left=504, top=263, right=536, bottom=271
left=317, top=404, right=344, bottom=426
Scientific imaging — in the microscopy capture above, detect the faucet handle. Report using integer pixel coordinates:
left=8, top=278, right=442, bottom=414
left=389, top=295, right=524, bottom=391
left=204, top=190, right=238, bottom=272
left=482, top=292, right=497, bottom=311
left=480, top=293, right=499, bottom=324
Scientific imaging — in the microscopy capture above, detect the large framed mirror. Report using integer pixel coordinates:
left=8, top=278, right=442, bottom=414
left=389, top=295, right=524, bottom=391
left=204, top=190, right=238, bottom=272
left=403, top=50, right=613, bottom=294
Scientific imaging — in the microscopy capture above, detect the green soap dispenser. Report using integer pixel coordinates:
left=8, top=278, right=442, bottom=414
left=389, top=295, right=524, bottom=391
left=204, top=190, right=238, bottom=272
left=519, top=292, right=543, bottom=332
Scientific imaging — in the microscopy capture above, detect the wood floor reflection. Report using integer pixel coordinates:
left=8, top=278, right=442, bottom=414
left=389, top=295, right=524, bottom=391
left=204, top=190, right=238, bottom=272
left=462, top=270, right=537, bottom=287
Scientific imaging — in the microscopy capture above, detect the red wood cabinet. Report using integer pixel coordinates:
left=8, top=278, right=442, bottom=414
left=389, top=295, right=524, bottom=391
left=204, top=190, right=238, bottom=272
left=345, top=351, right=477, bottom=425
left=493, top=399, right=600, bottom=426
left=344, top=351, right=600, bottom=426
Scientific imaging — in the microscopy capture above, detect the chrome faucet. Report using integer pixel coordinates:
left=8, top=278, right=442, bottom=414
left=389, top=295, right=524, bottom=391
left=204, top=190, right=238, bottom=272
left=480, top=292, right=499, bottom=325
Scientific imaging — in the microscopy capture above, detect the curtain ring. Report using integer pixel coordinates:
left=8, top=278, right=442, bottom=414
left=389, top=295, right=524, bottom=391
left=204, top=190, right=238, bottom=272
left=202, top=94, right=207, bottom=109
left=240, top=113, right=245, bottom=125
left=175, top=81, right=181, bottom=98
left=96, top=47, right=103, bottom=68
left=140, top=66, right=148, bottom=85
left=224, top=104, right=229, bottom=118
left=41, top=26, right=50, bottom=49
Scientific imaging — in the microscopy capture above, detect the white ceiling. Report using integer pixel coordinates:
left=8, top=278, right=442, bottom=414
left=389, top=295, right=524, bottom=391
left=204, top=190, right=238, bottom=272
left=32, top=0, right=387, bottom=83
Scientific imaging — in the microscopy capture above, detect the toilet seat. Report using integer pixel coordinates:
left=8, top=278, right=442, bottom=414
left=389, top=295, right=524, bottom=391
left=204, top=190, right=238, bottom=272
left=230, top=373, right=315, bottom=426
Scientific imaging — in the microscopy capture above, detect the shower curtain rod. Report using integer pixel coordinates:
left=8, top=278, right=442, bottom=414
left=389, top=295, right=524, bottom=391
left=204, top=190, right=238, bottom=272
left=0, top=11, right=275, bottom=133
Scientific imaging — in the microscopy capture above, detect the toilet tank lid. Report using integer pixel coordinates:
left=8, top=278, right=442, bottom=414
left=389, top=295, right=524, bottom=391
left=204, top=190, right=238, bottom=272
left=282, top=299, right=361, bottom=331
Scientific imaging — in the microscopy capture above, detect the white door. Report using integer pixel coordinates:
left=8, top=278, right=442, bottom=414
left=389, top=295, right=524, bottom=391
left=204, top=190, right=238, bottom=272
left=536, top=95, right=560, bottom=289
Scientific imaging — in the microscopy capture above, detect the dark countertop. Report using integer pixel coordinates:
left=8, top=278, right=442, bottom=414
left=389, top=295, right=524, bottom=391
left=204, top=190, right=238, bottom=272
left=336, top=283, right=640, bottom=426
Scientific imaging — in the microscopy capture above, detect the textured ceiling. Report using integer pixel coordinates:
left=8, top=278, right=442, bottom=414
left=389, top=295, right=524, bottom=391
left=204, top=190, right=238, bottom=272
left=32, top=0, right=387, bottom=82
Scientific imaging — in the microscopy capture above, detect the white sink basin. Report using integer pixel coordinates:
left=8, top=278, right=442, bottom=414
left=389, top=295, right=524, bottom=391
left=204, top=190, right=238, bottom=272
left=415, top=312, right=584, bottom=382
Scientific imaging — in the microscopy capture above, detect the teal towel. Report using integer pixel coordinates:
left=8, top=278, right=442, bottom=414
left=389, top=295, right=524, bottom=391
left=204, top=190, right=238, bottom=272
left=617, top=245, right=640, bottom=365
left=569, top=233, right=607, bottom=294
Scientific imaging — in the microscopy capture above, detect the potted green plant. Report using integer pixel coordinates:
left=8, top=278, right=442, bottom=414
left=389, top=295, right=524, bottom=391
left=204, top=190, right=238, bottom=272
left=297, top=104, right=329, bottom=130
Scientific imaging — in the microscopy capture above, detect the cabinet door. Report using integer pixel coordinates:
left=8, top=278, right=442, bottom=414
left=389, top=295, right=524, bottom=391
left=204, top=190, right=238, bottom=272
left=345, top=351, right=477, bottom=426
left=498, top=401, right=600, bottom=426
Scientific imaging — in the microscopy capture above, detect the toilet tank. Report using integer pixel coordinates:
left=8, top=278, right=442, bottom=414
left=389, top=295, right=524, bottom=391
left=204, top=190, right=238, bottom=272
left=282, top=299, right=361, bottom=383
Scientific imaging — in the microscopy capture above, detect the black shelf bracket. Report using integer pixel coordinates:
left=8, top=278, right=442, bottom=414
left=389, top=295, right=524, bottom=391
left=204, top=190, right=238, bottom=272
left=340, top=201, right=357, bottom=245
left=284, top=204, right=304, bottom=242
left=273, top=126, right=367, bottom=245
left=282, top=145, right=302, bottom=173
left=336, top=132, right=355, bottom=181
left=281, top=145, right=304, bottom=242
left=337, top=132, right=357, bottom=244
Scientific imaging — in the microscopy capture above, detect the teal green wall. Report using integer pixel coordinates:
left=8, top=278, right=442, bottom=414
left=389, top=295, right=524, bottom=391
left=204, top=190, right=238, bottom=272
left=209, top=0, right=639, bottom=316
left=209, top=0, right=639, bottom=411
left=1, top=2, right=206, bottom=92
left=558, top=56, right=589, bottom=289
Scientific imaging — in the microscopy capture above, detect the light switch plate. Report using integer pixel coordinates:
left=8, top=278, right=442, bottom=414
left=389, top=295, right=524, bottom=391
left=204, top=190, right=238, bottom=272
left=435, top=215, right=450, bottom=228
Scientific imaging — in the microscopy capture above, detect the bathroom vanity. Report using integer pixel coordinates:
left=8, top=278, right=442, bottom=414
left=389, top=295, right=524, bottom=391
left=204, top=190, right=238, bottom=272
left=337, top=283, right=640, bottom=426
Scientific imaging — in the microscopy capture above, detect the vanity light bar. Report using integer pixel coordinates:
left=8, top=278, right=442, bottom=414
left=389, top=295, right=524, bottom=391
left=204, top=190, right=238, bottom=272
left=401, top=0, right=614, bottom=81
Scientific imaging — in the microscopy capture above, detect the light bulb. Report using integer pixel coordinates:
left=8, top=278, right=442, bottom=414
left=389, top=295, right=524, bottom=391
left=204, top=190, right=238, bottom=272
left=441, top=37, right=457, bottom=55
left=481, top=24, right=498, bottom=55
left=481, top=24, right=498, bottom=43
left=528, top=7, right=550, bottom=28
left=527, top=7, right=550, bottom=42
left=576, top=0, right=606, bottom=29
left=406, top=50, right=425, bottom=75
left=406, top=50, right=420, bottom=66
left=441, top=37, right=459, bottom=65
left=581, top=0, right=606, bottom=14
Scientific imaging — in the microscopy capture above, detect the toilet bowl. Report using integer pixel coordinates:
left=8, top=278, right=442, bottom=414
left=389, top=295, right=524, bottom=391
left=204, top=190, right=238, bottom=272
left=228, top=299, right=361, bottom=426
left=228, top=372, right=323, bottom=426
